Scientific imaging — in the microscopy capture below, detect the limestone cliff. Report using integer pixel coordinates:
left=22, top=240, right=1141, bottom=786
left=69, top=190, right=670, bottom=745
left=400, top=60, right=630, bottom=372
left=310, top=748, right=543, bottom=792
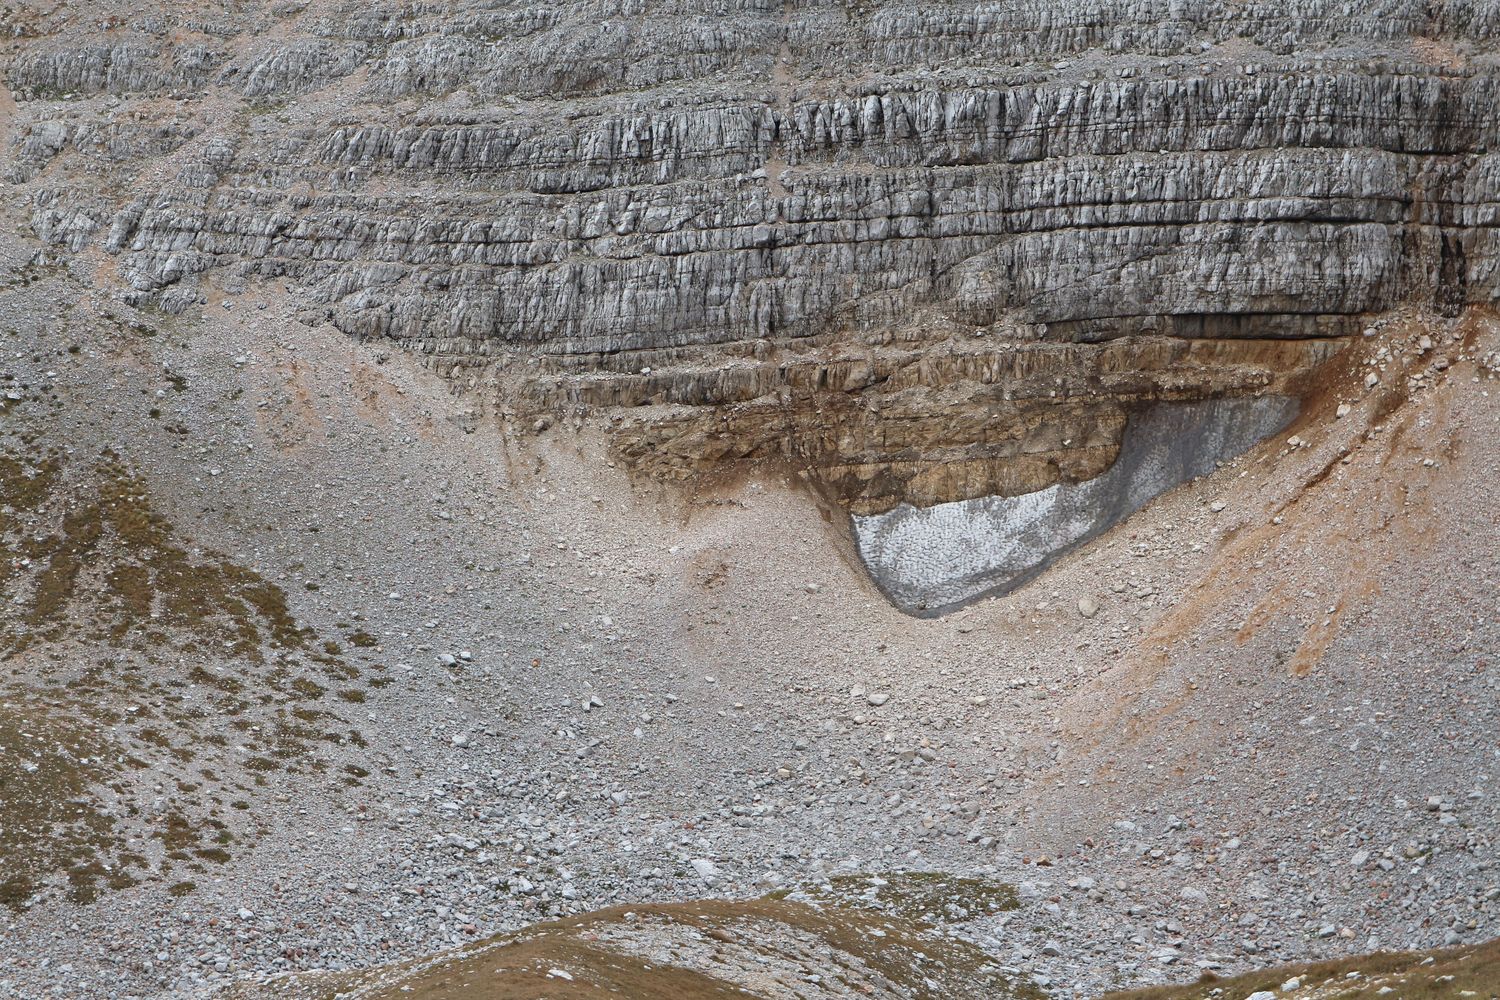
left=5, top=0, right=1498, bottom=510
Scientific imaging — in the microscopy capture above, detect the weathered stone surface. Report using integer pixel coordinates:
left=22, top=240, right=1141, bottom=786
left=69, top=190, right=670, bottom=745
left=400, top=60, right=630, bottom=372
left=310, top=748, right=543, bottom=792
left=601, top=333, right=1337, bottom=513
left=5, top=0, right=1499, bottom=508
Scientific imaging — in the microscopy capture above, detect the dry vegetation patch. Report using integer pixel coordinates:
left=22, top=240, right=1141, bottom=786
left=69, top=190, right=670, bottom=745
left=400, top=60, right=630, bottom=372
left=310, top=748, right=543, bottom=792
left=0, top=445, right=373, bottom=910
left=226, top=899, right=1046, bottom=1000
left=1104, top=936, right=1500, bottom=1000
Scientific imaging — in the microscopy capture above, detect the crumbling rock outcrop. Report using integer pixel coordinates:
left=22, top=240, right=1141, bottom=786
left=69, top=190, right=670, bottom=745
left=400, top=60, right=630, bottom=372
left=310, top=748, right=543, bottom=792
left=596, top=333, right=1338, bottom=513
left=5, top=0, right=1500, bottom=511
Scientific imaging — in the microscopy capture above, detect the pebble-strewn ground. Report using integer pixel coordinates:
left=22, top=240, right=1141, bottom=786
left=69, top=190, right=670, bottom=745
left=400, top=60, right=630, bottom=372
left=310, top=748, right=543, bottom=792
left=0, top=202, right=1497, bottom=1000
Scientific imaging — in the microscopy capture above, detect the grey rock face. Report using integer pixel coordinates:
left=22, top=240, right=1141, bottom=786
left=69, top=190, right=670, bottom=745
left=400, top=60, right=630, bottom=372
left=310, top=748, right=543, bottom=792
left=13, top=1, right=1500, bottom=347
left=6, top=0, right=1499, bottom=509
left=26, top=80, right=1500, bottom=350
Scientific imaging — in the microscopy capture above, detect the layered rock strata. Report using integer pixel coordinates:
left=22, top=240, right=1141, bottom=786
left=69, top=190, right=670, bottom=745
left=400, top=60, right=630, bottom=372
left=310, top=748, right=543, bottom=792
left=6, top=0, right=1500, bottom=513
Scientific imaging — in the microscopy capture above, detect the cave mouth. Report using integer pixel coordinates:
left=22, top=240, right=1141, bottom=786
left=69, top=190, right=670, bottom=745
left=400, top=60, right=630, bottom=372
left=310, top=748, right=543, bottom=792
left=852, top=395, right=1300, bottom=617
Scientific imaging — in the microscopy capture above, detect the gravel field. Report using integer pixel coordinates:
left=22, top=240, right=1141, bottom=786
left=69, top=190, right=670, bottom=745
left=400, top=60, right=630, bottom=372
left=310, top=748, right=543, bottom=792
left=1, top=210, right=1497, bottom=998
left=2, top=6, right=1499, bottom=988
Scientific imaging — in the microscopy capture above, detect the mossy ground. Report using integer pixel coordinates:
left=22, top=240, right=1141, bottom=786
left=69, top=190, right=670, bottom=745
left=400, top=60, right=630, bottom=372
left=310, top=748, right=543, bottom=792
left=1104, top=936, right=1500, bottom=1000
left=1, top=448, right=305, bottom=658
left=0, top=697, right=135, bottom=909
left=223, top=899, right=1048, bottom=1000
left=0, top=444, right=376, bottom=910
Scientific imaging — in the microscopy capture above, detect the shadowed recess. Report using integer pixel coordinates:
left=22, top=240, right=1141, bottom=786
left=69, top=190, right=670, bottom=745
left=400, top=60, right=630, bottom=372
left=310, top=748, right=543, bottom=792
left=854, top=395, right=1300, bottom=615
